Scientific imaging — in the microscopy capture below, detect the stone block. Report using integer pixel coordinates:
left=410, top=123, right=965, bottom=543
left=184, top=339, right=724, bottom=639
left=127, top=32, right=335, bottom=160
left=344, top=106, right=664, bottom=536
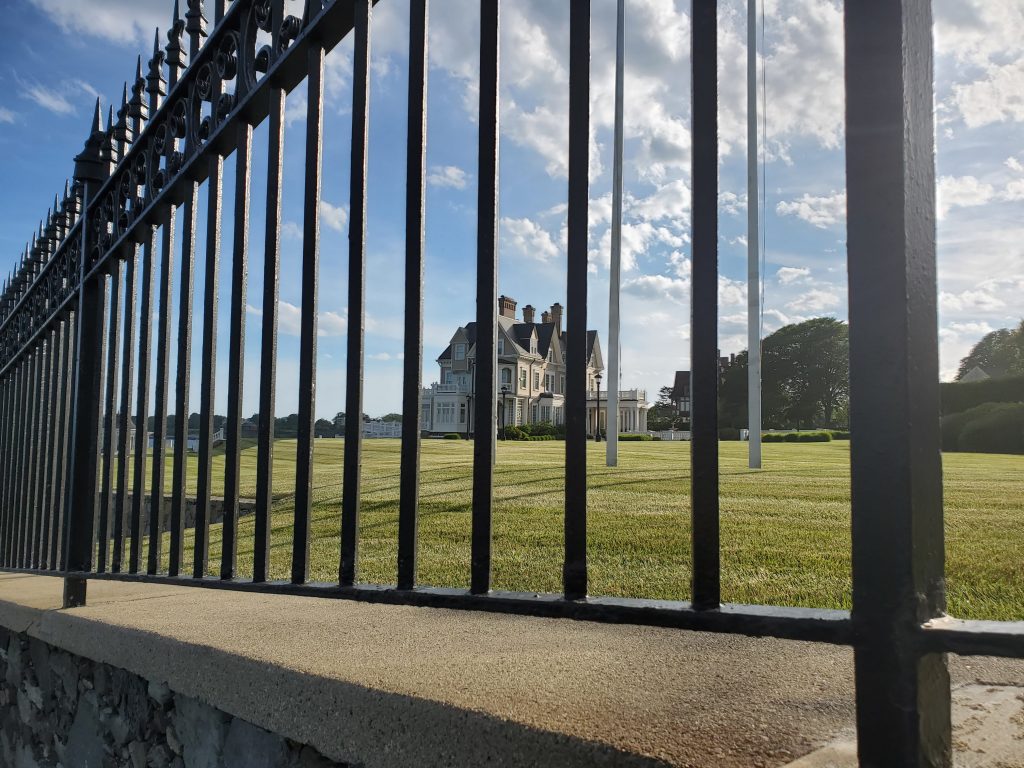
left=172, top=695, right=229, bottom=768
left=64, top=692, right=105, bottom=768
left=222, top=718, right=289, bottom=768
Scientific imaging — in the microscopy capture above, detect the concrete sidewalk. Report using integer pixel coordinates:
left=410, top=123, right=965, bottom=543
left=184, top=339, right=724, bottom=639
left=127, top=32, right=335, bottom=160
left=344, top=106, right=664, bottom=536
left=0, top=574, right=1021, bottom=767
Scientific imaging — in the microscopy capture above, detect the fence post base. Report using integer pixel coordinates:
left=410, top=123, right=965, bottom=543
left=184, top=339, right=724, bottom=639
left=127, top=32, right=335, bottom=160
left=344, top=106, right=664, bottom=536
left=62, top=576, right=87, bottom=608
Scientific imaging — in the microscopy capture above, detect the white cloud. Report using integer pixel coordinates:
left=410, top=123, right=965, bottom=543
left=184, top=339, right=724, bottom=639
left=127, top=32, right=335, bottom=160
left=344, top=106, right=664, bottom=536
left=622, top=275, right=689, bottom=306
left=501, top=217, right=561, bottom=262
left=426, top=165, right=470, bottom=190
left=937, top=175, right=996, bottom=218
left=29, top=0, right=166, bottom=43
left=319, top=201, right=348, bottom=233
left=0, top=108, right=16, bottom=124
left=21, top=83, right=75, bottom=116
left=776, top=191, right=846, bottom=229
left=282, top=222, right=302, bottom=240
left=248, top=301, right=347, bottom=337
left=787, top=288, right=840, bottom=313
left=776, top=266, right=811, bottom=285
left=719, top=276, right=747, bottom=307
left=939, top=289, right=1006, bottom=313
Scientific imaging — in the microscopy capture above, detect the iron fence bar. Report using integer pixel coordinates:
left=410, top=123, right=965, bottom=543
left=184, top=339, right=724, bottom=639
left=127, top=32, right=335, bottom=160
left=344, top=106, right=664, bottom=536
left=42, top=326, right=63, bottom=569
left=98, top=266, right=122, bottom=572
left=398, top=0, right=428, bottom=592
left=51, top=317, right=75, bottom=571
left=65, top=156, right=109, bottom=603
left=470, top=0, right=499, bottom=596
left=32, top=331, right=52, bottom=568
left=0, top=372, right=12, bottom=565
left=340, top=0, right=372, bottom=589
left=10, top=355, right=25, bottom=567
left=113, top=248, right=139, bottom=573
left=169, top=182, right=199, bottom=578
left=25, top=348, right=43, bottom=568
left=148, top=208, right=177, bottom=576
left=1, top=366, right=19, bottom=564
left=0, top=373, right=9, bottom=565
left=194, top=155, right=224, bottom=579
left=846, top=0, right=951, bottom=763
left=130, top=228, right=158, bottom=574
left=690, top=0, right=720, bottom=611
left=254, top=85, right=284, bottom=585
left=563, top=0, right=590, bottom=602
left=222, top=123, right=253, bottom=581
left=14, top=354, right=32, bottom=568
left=292, top=36, right=326, bottom=587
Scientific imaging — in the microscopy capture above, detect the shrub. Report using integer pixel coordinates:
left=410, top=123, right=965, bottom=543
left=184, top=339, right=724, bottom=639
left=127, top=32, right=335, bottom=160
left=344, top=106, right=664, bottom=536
left=501, top=425, right=526, bottom=440
left=829, top=430, right=851, bottom=440
left=529, top=421, right=556, bottom=437
left=943, top=402, right=1024, bottom=454
left=652, top=436, right=662, bottom=441
left=764, top=431, right=832, bottom=443
left=524, top=434, right=556, bottom=441
left=618, top=433, right=653, bottom=441
left=941, top=402, right=1009, bottom=451
left=443, top=433, right=462, bottom=440
left=941, top=375, right=1024, bottom=416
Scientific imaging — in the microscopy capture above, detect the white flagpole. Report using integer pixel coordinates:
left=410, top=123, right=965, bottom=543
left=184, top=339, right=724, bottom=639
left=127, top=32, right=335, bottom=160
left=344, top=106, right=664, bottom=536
left=747, top=0, right=762, bottom=469
left=607, top=0, right=625, bottom=467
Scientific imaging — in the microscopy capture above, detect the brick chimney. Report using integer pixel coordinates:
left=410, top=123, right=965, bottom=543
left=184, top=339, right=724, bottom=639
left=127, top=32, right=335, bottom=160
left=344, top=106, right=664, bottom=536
left=541, top=310, right=551, bottom=325
left=498, top=295, right=517, bottom=319
left=549, top=303, right=563, bottom=334
left=522, top=304, right=536, bottom=324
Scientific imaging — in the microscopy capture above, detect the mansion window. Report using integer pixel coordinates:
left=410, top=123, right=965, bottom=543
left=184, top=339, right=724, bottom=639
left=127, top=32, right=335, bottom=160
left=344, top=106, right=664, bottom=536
left=533, top=371, right=540, bottom=390
left=437, top=402, right=456, bottom=423
left=547, top=349, right=553, bottom=363
left=444, top=370, right=453, bottom=384
left=515, top=400, right=523, bottom=424
left=501, top=368, right=512, bottom=386
left=459, top=403, right=466, bottom=424
left=519, top=367, right=527, bottom=388
left=545, top=373, right=555, bottom=392
left=454, top=343, right=466, bottom=361
left=497, top=338, right=505, bottom=355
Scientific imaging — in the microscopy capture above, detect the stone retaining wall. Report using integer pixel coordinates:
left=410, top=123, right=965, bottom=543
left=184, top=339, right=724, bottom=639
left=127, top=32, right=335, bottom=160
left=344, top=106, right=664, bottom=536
left=0, top=625, right=342, bottom=768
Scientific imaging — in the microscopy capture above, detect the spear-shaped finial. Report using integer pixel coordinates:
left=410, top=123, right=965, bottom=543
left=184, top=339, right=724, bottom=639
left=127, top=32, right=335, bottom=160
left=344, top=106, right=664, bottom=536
left=167, top=0, right=186, bottom=88
left=90, top=96, right=103, bottom=135
left=186, top=0, right=208, bottom=59
left=147, top=28, right=167, bottom=113
left=129, top=56, right=149, bottom=133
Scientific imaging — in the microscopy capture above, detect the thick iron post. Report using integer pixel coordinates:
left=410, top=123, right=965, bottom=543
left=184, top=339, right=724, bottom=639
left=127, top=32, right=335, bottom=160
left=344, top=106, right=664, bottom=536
left=846, top=1, right=951, bottom=765
left=63, top=106, right=111, bottom=607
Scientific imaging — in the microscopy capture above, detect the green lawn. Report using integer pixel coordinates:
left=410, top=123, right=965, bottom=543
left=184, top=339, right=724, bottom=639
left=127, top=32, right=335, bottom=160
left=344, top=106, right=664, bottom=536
left=122, top=439, right=1024, bottom=621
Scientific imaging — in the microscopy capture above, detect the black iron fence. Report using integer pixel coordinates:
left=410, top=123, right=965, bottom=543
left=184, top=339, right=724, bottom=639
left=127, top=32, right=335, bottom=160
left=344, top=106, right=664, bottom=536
left=0, top=0, right=1021, bottom=764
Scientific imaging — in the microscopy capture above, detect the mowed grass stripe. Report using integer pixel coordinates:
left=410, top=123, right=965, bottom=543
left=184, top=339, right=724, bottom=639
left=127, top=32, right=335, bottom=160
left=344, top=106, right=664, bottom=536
left=115, top=440, right=1024, bottom=620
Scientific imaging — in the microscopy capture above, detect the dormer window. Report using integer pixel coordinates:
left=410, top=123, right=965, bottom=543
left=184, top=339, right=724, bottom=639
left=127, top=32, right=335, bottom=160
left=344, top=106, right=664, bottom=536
left=497, top=338, right=505, bottom=355
left=547, top=349, right=553, bottom=363
left=454, top=343, right=466, bottom=361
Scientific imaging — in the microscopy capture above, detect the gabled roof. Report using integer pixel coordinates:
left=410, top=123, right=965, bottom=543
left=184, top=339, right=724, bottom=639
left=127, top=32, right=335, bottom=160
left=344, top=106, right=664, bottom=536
left=671, top=370, right=691, bottom=399
left=437, top=322, right=479, bottom=362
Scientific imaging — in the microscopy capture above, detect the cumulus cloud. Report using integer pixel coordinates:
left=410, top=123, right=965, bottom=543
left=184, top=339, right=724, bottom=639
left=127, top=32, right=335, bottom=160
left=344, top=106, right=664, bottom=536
left=623, top=274, right=690, bottom=305
left=776, top=266, right=811, bottom=285
left=937, top=176, right=996, bottom=219
left=776, top=191, right=846, bottom=228
left=319, top=201, right=348, bottom=233
left=939, top=289, right=1005, bottom=313
left=0, top=108, right=16, bottom=124
left=427, top=165, right=470, bottom=190
left=787, top=288, right=840, bottom=312
left=248, top=302, right=347, bottom=337
left=501, top=217, right=561, bottom=262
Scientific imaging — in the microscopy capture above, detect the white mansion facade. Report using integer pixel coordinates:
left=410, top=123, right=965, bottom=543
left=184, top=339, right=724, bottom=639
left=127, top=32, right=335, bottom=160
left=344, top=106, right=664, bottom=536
left=421, top=296, right=649, bottom=437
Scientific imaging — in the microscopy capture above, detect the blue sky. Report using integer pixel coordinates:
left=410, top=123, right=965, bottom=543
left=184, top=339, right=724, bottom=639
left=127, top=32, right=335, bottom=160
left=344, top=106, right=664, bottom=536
left=1, top=0, right=1022, bottom=418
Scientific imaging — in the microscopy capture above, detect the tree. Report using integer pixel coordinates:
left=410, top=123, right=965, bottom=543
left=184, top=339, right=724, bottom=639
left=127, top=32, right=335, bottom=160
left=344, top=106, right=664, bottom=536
left=717, top=317, right=850, bottom=430
left=957, top=321, right=1024, bottom=380
left=381, top=413, right=403, bottom=423
left=314, top=418, right=336, bottom=438
left=647, top=386, right=685, bottom=431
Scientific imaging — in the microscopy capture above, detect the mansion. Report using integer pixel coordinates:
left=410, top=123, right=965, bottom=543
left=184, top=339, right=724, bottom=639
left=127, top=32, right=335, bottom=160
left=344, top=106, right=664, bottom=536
left=421, top=296, right=649, bottom=437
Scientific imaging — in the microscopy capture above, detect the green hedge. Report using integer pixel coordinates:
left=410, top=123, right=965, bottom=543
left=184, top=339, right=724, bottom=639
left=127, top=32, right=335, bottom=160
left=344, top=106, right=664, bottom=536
left=941, top=402, right=1024, bottom=454
left=763, top=431, right=833, bottom=443
left=524, top=435, right=557, bottom=441
left=618, top=434, right=653, bottom=441
left=941, top=375, right=1024, bottom=416
left=443, top=433, right=462, bottom=440
left=828, top=430, right=850, bottom=440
